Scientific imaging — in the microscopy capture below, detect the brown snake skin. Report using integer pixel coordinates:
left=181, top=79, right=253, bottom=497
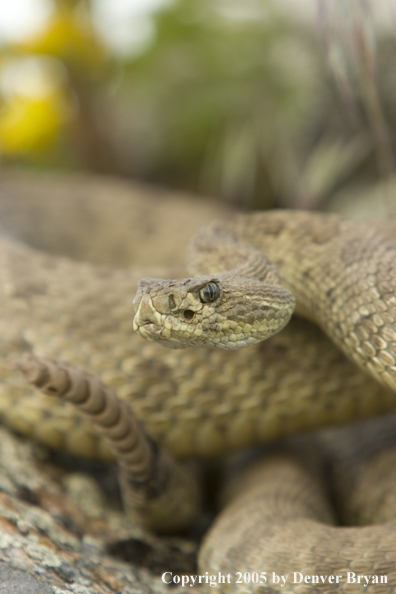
left=1, top=175, right=396, bottom=592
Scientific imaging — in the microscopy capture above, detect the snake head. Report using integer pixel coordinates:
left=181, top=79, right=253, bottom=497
left=133, top=276, right=295, bottom=349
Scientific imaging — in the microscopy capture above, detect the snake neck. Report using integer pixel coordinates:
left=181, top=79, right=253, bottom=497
left=195, top=210, right=383, bottom=312
left=189, top=210, right=347, bottom=319
left=188, top=231, right=282, bottom=287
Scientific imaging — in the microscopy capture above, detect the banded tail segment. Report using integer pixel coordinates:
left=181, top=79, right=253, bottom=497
left=12, top=354, right=200, bottom=532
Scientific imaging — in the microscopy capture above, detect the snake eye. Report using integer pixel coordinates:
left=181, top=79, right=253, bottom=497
left=199, top=282, right=220, bottom=303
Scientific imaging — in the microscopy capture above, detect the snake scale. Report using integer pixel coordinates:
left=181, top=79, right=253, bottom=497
left=2, top=172, right=396, bottom=592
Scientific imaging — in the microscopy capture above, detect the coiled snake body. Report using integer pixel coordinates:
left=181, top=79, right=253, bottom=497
left=2, top=174, right=396, bottom=592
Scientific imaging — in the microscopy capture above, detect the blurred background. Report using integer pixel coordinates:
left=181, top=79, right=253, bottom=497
left=0, top=0, right=396, bottom=214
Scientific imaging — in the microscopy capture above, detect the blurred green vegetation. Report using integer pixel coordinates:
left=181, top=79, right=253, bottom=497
left=0, top=0, right=395, bottom=211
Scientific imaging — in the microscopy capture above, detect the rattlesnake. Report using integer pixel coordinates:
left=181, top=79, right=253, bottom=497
left=2, top=172, right=396, bottom=592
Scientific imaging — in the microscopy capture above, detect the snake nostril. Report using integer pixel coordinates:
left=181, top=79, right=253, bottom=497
left=184, top=310, right=194, bottom=320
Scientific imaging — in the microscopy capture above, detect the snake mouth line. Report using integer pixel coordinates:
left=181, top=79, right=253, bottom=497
left=133, top=319, right=158, bottom=335
left=134, top=319, right=177, bottom=346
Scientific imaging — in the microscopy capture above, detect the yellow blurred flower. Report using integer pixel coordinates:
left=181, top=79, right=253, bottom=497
left=0, top=1, right=108, bottom=159
left=0, top=89, right=71, bottom=154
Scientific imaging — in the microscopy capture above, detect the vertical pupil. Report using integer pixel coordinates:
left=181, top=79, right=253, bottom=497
left=201, top=282, right=218, bottom=302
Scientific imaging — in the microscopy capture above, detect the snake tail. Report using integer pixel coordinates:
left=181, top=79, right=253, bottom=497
left=12, top=353, right=201, bottom=532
